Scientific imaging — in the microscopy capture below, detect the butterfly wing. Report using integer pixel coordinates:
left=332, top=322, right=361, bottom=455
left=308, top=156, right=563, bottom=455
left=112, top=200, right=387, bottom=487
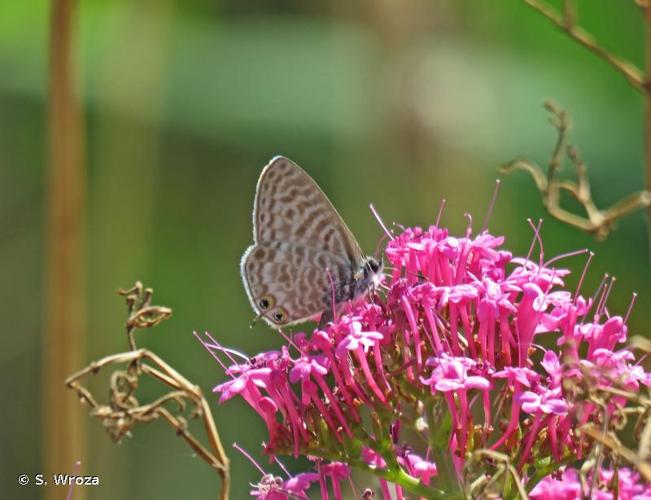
left=241, top=241, right=352, bottom=327
left=252, top=156, right=364, bottom=264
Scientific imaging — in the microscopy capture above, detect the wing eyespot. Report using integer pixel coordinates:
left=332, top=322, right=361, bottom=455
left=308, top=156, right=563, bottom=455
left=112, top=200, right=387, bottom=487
left=258, top=295, right=274, bottom=311
left=272, top=309, right=287, bottom=324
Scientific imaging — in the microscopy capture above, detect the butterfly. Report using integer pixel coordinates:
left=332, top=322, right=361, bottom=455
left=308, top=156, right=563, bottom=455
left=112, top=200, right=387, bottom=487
left=241, top=156, right=383, bottom=329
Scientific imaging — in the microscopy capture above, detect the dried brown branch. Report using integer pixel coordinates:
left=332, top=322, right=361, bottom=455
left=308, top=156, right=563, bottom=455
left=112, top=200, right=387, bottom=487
left=464, top=449, right=529, bottom=499
left=500, top=102, right=651, bottom=240
left=523, top=0, right=651, bottom=259
left=580, top=424, right=651, bottom=482
left=523, top=0, right=645, bottom=90
left=556, top=339, right=651, bottom=487
left=65, top=283, right=229, bottom=500
left=118, top=281, right=172, bottom=351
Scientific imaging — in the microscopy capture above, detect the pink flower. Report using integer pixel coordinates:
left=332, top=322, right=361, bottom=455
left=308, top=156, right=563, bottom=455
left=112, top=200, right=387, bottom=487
left=404, top=453, right=438, bottom=484
left=603, top=467, right=651, bottom=499
left=283, top=472, right=319, bottom=496
left=250, top=472, right=318, bottom=499
left=250, top=474, right=285, bottom=499
left=493, top=366, right=540, bottom=388
left=530, top=468, right=581, bottom=499
left=289, top=355, right=328, bottom=402
left=541, top=350, right=560, bottom=376
left=518, top=387, right=569, bottom=415
left=422, top=354, right=490, bottom=392
left=207, top=220, right=647, bottom=498
left=214, top=365, right=271, bottom=402
left=319, top=462, right=350, bottom=480
left=531, top=467, right=651, bottom=500
left=335, top=321, right=383, bottom=354
left=436, top=284, right=479, bottom=308
left=361, top=447, right=387, bottom=469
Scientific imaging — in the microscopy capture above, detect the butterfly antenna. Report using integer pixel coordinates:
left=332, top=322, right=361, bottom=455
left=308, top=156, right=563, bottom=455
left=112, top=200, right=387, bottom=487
left=370, top=204, right=394, bottom=241
left=481, top=179, right=501, bottom=233
left=372, top=233, right=390, bottom=263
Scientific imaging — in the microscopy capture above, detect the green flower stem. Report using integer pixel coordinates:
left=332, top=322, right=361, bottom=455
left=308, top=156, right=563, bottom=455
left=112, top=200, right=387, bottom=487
left=384, top=465, right=447, bottom=498
left=348, top=455, right=449, bottom=499
left=423, top=399, right=458, bottom=494
left=299, top=438, right=450, bottom=498
left=430, top=445, right=459, bottom=494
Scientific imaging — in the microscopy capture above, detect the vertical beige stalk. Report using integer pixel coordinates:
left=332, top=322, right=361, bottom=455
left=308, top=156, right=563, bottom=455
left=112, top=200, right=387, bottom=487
left=646, top=5, right=651, bottom=260
left=44, top=0, right=86, bottom=499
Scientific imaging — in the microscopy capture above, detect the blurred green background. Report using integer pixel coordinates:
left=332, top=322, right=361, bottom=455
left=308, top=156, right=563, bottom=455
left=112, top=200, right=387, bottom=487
left=3, top=0, right=650, bottom=498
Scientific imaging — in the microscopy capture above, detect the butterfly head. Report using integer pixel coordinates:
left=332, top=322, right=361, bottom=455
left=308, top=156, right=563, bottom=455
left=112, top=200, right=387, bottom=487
left=352, top=256, right=383, bottom=298
left=365, top=256, right=382, bottom=279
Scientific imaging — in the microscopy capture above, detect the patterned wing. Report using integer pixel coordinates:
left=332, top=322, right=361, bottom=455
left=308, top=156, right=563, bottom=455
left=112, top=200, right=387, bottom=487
left=241, top=241, right=352, bottom=327
left=253, top=156, right=364, bottom=265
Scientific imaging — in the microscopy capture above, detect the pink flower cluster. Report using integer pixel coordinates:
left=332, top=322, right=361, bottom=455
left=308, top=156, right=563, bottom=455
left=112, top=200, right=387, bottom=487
left=249, top=463, right=349, bottom=500
left=530, top=466, right=651, bottom=499
left=207, top=224, right=650, bottom=498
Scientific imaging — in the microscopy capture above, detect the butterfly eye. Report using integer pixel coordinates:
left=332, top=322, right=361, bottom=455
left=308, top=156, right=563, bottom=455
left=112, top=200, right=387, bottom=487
left=368, top=258, right=381, bottom=273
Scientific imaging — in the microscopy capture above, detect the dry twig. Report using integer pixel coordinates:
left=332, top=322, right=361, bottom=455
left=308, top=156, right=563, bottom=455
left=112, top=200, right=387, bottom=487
left=118, top=281, right=172, bottom=351
left=500, top=102, right=651, bottom=240
left=514, top=1, right=651, bottom=242
left=522, top=0, right=644, bottom=90
left=464, top=449, right=529, bottom=499
left=558, top=339, right=651, bottom=487
left=65, top=282, right=229, bottom=500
